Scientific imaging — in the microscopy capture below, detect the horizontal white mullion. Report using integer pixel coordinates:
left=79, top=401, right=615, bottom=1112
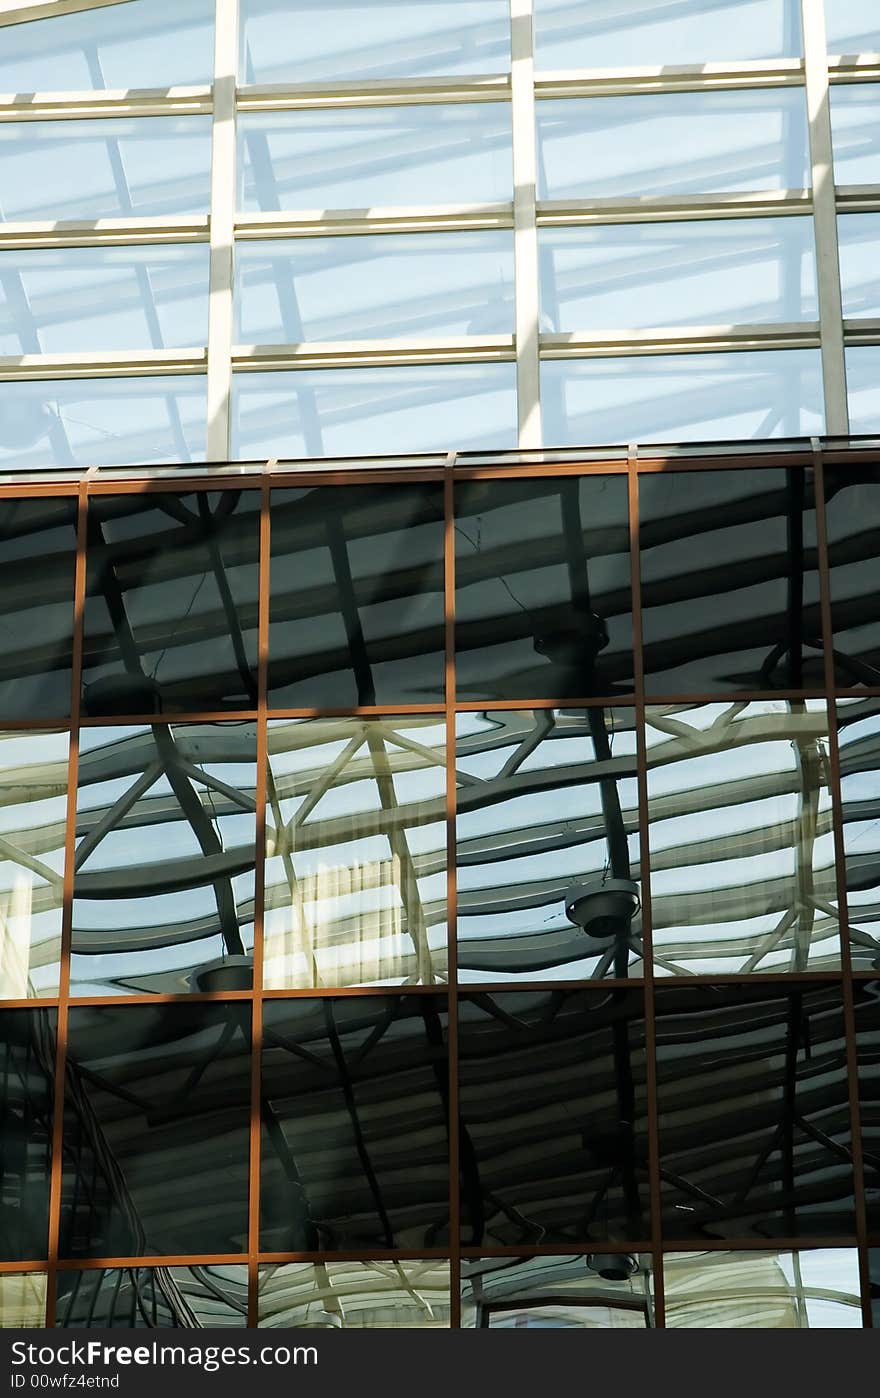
left=0, top=0, right=132, bottom=24
left=836, top=185, right=880, bottom=213
left=0, top=216, right=210, bottom=248
left=828, top=55, right=880, bottom=83
left=535, top=59, right=804, bottom=100
left=0, top=87, right=213, bottom=120
left=540, top=324, right=822, bottom=357
left=0, top=349, right=207, bottom=380
left=537, top=191, right=813, bottom=226
left=234, top=204, right=514, bottom=238
left=844, top=319, right=880, bottom=345
left=232, top=337, right=515, bottom=370
left=236, top=75, right=510, bottom=111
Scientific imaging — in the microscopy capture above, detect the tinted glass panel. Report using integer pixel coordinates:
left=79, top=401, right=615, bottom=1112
left=838, top=214, right=880, bottom=319
left=830, top=85, right=880, bottom=185
left=0, top=1009, right=56, bottom=1263
left=0, top=498, right=76, bottom=720
left=82, top=492, right=260, bottom=714
left=60, top=1003, right=251, bottom=1259
left=260, top=995, right=449, bottom=1250
left=457, top=990, right=649, bottom=1245
left=853, top=980, right=880, bottom=1232
left=639, top=468, right=822, bottom=693
left=0, top=1274, right=47, bottom=1327
left=654, top=985, right=854, bottom=1239
left=664, top=1250, right=863, bottom=1327
left=536, top=90, right=810, bottom=200
left=836, top=700, right=880, bottom=967
left=825, top=0, right=880, bottom=49
left=71, top=724, right=256, bottom=997
left=265, top=718, right=446, bottom=988
left=461, top=1254, right=654, bottom=1329
left=235, top=232, right=514, bottom=344
left=0, top=731, right=68, bottom=1000
left=535, top=0, right=802, bottom=67
left=456, top=708, right=641, bottom=981
left=239, top=0, right=510, bottom=82
left=258, top=1261, right=450, bottom=1328
left=846, top=347, right=880, bottom=434
left=55, top=1266, right=247, bottom=1328
left=455, top=476, right=633, bottom=701
left=647, top=701, right=838, bottom=974
left=268, top=485, right=444, bottom=707
left=824, top=464, right=880, bottom=686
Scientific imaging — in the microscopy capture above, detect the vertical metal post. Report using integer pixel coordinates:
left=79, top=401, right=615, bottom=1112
left=206, top=0, right=240, bottom=461
left=510, top=0, right=542, bottom=448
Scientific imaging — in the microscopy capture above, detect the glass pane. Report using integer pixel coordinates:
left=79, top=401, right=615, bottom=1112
left=232, top=365, right=517, bottom=458
left=457, top=989, right=649, bottom=1245
left=846, top=347, right=880, bottom=434
left=825, top=463, right=880, bottom=687
left=0, top=1008, right=56, bottom=1263
left=837, top=700, right=880, bottom=967
left=71, top=724, right=257, bottom=997
left=0, top=247, right=210, bottom=355
left=239, top=0, right=510, bottom=83
left=461, top=1254, right=654, bottom=1328
left=872, top=1249, right=880, bottom=1326
left=60, top=1002, right=251, bottom=1258
left=0, top=498, right=77, bottom=720
left=55, top=1266, right=248, bottom=1328
left=639, top=468, right=823, bottom=693
left=646, top=701, right=838, bottom=973
left=0, top=731, right=68, bottom=1000
left=0, top=1273, right=46, bottom=1328
left=260, top=995, right=449, bottom=1250
left=0, top=119, right=212, bottom=223
left=664, top=1250, right=863, bottom=1328
left=81, top=490, right=260, bottom=715
left=238, top=106, right=513, bottom=211
left=534, top=0, right=802, bottom=68
left=258, top=1261, right=450, bottom=1328
left=854, top=980, right=880, bottom=1232
left=830, top=85, right=880, bottom=185
left=268, top=484, right=444, bottom=706
left=826, top=0, right=880, bottom=49
left=455, top=708, right=642, bottom=981
left=235, top=232, right=514, bottom=343
left=264, top=717, right=447, bottom=988
left=539, top=220, right=817, bottom=332
left=655, top=984, right=854, bottom=1238
left=536, top=90, right=810, bottom=200
left=455, top=476, right=634, bottom=700
left=0, top=377, right=207, bottom=471
left=838, top=214, right=880, bottom=318
left=0, top=0, right=214, bottom=92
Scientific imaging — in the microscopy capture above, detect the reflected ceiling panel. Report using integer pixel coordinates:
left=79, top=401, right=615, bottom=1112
left=853, top=980, right=880, bottom=1233
left=455, top=707, right=642, bottom=981
left=461, top=1253, right=654, bottom=1329
left=71, top=724, right=256, bottom=996
left=268, top=484, right=444, bottom=707
left=824, top=463, right=880, bottom=686
left=55, top=1266, right=248, bottom=1329
left=455, top=475, right=634, bottom=701
left=0, top=1273, right=47, bottom=1328
left=639, top=468, right=823, bottom=693
left=534, top=0, right=802, bottom=67
left=654, top=984, right=854, bottom=1239
left=82, top=491, right=260, bottom=714
left=258, top=1261, right=450, bottom=1328
left=60, top=1002, right=252, bottom=1259
left=663, top=1249, right=863, bottom=1328
left=835, top=699, right=880, bottom=967
left=0, top=1008, right=56, bottom=1263
left=646, top=701, right=839, bottom=974
left=0, top=498, right=76, bottom=719
left=457, top=989, right=650, bottom=1246
left=264, top=717, right=446, bottom=989
left=260, top=995, right=450, bottom=1251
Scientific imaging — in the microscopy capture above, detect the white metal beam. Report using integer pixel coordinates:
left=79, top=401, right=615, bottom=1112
left=0, top=87, right=212, bottom=119
left=510, top=0, right=541, bottom=448
left=206, top=0, right=239, bottom=462
left=0, top=0, right=133, bottom=24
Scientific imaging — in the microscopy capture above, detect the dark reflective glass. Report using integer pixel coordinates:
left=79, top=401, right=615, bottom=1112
left=258, top=1261, right=450, bottom=1328
left=654, top=985, right=854, bottom=1239
left=268, top=485, right=444, bottom=708
left=871, top=1249, right=880, bottom=1327
left=81, top=491, right=260, bottom=715
left=60, top=1003, right=251, bottom=1259
left=0, top=1009, right=56, bottom=1263
left=0, top=498, right=77, bottom=721
left=639, top=467, right=822, bottom=694
left=455, top=707, right=641, bottom=981
left=55, top=1266, right=248, bottom=1328
left=71, top=724, right=256, bottom=996
left=853, top=980, right=880, bottom=1233
left=260, top=995, right=449, bottom=1250
left=461, top=1254, right=654, bottom=1329
left=824, top=464, right=880, bottom=686
left=835, top=699, right=880, bottom=968
left=457, top=989, right=649, bottom=1245
left=455, top=476, right=634, bottom=702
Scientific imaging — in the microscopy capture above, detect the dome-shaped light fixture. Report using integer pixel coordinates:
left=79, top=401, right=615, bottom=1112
left=586, top=1253, right=638, bottom=1283
left=564, top=878, right=640, bottom=947
left=190, top=954, right=253, bottom=993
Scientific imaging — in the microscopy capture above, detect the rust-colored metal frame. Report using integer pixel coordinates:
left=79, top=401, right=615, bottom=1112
left=1, top=442, right=878, bottom=1329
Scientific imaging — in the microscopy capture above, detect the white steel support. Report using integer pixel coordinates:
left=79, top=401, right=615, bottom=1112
left=510, top=0, right=542, bottom=447
left=206, top=0, right=239, bottom=462
left=801, top=0, right=849, bottom=434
